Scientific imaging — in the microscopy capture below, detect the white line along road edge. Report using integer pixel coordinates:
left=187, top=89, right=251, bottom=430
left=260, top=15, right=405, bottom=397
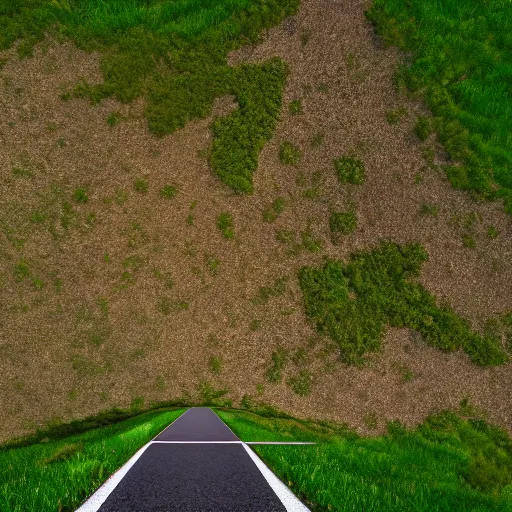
left=75, top=409, right=192, bottom=512
left=242, top=443, right=311, bottom=512
left=75, top=442, right=151, bottom=512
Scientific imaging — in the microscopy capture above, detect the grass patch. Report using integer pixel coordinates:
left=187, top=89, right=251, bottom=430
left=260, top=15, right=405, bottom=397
left=0, top=409, right=185, bottom=512
left=298, top=241, right=508, bottom=365
left=218, top=408, right=512, bottom=511
left=265, top=348, right=287, bottom=383
left=107, top=111, right=122, bottom=127
left=216, top=212, right=234, bottom=240
left=252, top=277, right=287, bottom=305
left=287, top=370, right=313, bottom=396
left=329, top=211, right=357, bottom=235
left=159, top=184, right=177, bottom=199
left=334, top=157, right=365, bottom=185
left=279, top=141, right=301, bottom=166
left=367, top=0, right=512, bottom=213
left=419, top=203, right=439, bottom=217
left=1, top=0, right=298, bottom=194
left=208, top=356, right=222, bottom=375
left=72, top=187, right=88, bottom=203
left=262, top=197, right=286, bottom=222
left=12, top=167, right=32, bottom=178
left=289, top=99, right=303, bottom=115
left=133, top=177, right=149, bottom=194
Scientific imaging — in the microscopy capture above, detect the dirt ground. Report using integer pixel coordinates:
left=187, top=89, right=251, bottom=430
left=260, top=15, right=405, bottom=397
left=1, top=0, right=511, bottom=443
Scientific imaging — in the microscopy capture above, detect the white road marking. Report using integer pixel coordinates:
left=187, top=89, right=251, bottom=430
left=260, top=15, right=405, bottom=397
left=242, top=442, right=311, bottom=512
left=75, top=409, right=189, bottom=512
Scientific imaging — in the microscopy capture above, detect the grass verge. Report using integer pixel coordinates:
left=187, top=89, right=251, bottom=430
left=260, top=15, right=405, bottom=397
left=0, top=408, right=185, bottom=512
left=218, top=407, right=512, bottom=511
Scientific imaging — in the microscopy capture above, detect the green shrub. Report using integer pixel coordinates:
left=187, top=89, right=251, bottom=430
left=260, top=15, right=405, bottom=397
left=334, top=157, right=365, bottom=184
left=107, top=111, right=121, bottom=127
left=329, top=211, right=357, bottom=234
left=279, top=141, right=301, bottom=166
left=287, top=370, right=313, bottom=396
left=217, top=212, right=234, bottom=240
left=298, top=242, right=507, bottom=365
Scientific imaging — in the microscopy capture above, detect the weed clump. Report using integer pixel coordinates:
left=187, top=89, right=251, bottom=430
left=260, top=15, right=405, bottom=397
left=329, top=211, right=357, bottom=234
left=266, top=348, right=287, bottom=383
left=334, top=157, right=365, bottom=185
left=298, top=242, right=508, bottom=365
left=289, top=99, right=303, bottom=115
left=280, top=141, right=301, bottom=166
left=159, top=184, right=177, bottom=199
left=72, top=187, right=88, bottom=203
left=263, top=197, right=286, bottom=222
left=217, top=213, right=234, bottom=240
left=133, top=178, right=148, bottom=194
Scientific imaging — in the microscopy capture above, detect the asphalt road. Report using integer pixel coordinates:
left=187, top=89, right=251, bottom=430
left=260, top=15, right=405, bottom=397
left=95, top=408, right=289, bottom=511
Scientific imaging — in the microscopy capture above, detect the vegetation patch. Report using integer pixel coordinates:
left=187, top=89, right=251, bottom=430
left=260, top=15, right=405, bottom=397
left=329, top=211, right=357, bottom=235
left=216, top=212, right=234, bottom=240
left=367, top=0, right=512, bottom=213
left=0, top=0, right=298, bottom=195
left=265, top=348, right=287, bottom=383
left=279, top=141, right=301, bottom=166
left=262, top=197, right=286, bottom=222
left=298, top=242, right=508, bottom=365
left=334, top=157, right=365, bottom=185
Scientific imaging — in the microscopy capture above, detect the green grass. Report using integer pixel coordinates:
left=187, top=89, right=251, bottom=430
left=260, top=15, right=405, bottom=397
left=133, top=177, right=149, bottom=194
left=280, top=141, right=301, bottom=166
left=289, top=99, right=303, bottom=115
left=218, top=408, right=512, bottom=511
left=265, top=348, right=287, bottom=383
left=366, top=0, right=512, bottom=213
left=0, top=408, right=185, bottom=512
left=159, top=184, right=177, bottom=199
left=262, top=197, right=286, bottom=222
left=329, top=211, right=357, bottom=234
left=334, top=157, right=365, bottom=185
left=1, top=0, right=298, bottom=195
left=216, top=212, right=234, bottom=239
left=298, top=242, right=508, bottom=365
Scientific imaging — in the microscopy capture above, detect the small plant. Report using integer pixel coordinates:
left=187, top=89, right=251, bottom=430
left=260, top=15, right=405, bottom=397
left=107, top=111, right=122, bottom=127
left=316, top=83, right=330, bottom=93
left=266, top=348, right=287, bottom=383
left=14, top=261, right=30, bottom=282
left=419, top=203, right=439, bottom=217
left=462, top=235, right=476, bottom=248
left=217, top=212, right=234, bottom=240
left=252, top=277, right=288, bottom=305
left=334, top=157, right=365, bottom=184
left=289, top=99, right=303, bottom=115
left=205, top=254, right=220, bottom=275
left=134, top=178, right=149, bottom=194
left=487, top=226, right=499, bottom=239
left=130, top=396, right=144, bottom=411
left=208, top=356, right=222, bottom=375
left=386, top=107, right=407, bottom=124
left=72, top=187, right=88, bottom=203
left=414, top=116, right=433, bottom=141
left=262, top=197, right=286, bottom=222
left=186, top=214, right=194, bottom=226
left=276, top=229, right=295, bottom=244
left=12, top=167, right=32, bottom=178
left=279, top=141, right=301, bottom=166
left=160, top=184, right=177, bottom=199
left=288, top=370, right=313, bottom=396
left=329, top=211, right=357, bottom=234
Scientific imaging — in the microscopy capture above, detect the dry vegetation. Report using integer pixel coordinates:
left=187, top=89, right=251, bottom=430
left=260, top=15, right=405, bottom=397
left=1, top=0, right=511, bottom=443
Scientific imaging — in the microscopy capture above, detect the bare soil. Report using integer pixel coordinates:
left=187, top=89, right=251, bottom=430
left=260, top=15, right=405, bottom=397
left=1, top=0, right=511, bottom=442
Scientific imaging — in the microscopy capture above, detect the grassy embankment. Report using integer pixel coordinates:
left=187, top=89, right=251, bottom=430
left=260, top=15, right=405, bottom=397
left=1, top=0, right=299, bottom=193
left=3, top=404, right=512, bottom=512
left=366, top=0, right=512, bottom=213
left=218, top=407, right=512, bottom=512
left=0, top=407, right=185, bottom=512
